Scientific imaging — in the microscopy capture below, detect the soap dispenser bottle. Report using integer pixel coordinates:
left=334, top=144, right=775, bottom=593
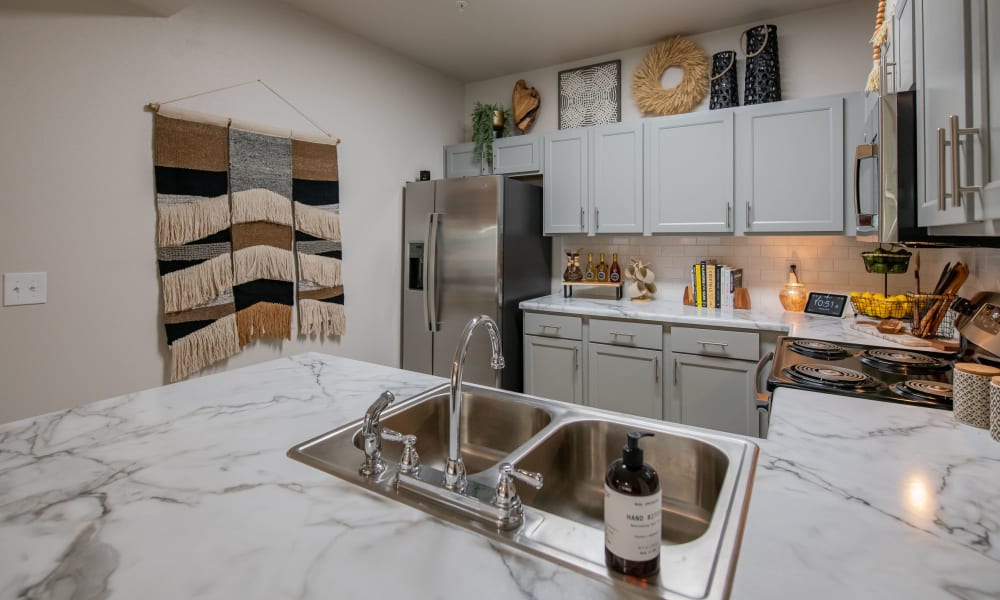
left=604, top=431, right=661, bottom=578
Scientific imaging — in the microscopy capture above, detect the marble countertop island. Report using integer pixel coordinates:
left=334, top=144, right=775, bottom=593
left=2, top=353, right=998, bottom=599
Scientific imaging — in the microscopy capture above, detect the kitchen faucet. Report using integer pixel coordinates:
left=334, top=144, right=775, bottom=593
left=444, top=315, right=505, bottom=491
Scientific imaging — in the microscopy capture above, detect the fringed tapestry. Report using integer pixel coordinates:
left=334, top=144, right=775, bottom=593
left=153, top=115, right=240, bottom=381
left=292, top=138, right=345, bottom=337
left=228, top=128, right=295, bottom=346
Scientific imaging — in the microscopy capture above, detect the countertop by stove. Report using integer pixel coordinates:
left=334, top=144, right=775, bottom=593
left=520, top=293, right=940, bottom=349
left=1, top=353, right=997, bottom=599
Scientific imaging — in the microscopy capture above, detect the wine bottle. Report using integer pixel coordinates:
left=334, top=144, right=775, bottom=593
left=609, top=253, right=621, bottom=283
left=596, top=253, right=609, bottom=282
left=584, top=253, right=596, bottom=281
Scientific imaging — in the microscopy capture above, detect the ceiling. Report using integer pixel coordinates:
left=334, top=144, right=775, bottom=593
left=280, top=0, right=849, bottom=82
left=2, top=0, right=849, bottom=82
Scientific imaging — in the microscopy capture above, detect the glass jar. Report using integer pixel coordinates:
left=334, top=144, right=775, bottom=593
left=779, top=282, right=808, bottom=312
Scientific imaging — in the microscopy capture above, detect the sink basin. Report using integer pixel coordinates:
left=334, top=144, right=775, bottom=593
left=289, top=382, right=757, bottom=599
left=514, top=419, right=727, bottom=545
left=374, top=386, right=552, bottom=473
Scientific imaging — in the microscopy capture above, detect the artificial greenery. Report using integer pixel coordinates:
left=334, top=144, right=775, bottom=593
left=471, top=101, right=514, bottom=165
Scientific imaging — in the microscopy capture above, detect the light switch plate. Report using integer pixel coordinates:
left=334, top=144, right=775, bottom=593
left=3, top=272, right=47, bottom=306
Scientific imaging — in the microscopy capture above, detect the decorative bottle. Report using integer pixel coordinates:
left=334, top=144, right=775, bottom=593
left=605, top=431, right=660, bottom=579
left=584, top=253, right=596, bottom=282
left=596, top=253, right=609, bottom=282
left=609, top=253, right=622, bottom=283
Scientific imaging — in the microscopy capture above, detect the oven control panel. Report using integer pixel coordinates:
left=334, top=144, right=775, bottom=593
left=972, top=303, right=1000, bottom=335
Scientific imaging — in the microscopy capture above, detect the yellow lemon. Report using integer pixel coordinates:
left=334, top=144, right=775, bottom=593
left=862, top=291, right=873, bottom=298
left=874, top=293, right=885, bottom=300
left=850, top=291, right=861, bottom=297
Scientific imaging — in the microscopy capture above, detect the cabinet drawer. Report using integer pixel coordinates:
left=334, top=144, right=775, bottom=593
left=523, top=312, right=582, bottom=340
left=672, top=326, right=759, bottom=361
left=589, top=319, right=662, bottom=350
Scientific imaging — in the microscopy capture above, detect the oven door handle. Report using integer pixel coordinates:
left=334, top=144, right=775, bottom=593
left=753, top=351, right=775, bottom=438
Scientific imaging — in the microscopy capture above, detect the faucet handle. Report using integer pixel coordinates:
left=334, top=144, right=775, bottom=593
left=505, top=463, right=544, bottom=490
left=494, top=462, right=543, bottom=508
left=382, top=428, right=421, bottom=474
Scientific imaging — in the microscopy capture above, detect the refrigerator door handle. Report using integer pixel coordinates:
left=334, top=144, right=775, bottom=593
left=424, top=212, right=441, bottom=332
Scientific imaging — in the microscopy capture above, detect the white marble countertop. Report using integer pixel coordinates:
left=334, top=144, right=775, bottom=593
left=520, top=294, right=942, bottom=349
left=2, top=353, right=998, bottom=599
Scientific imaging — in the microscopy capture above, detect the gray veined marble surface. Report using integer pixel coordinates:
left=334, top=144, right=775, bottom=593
left=1, top=353, right=999, bottom=599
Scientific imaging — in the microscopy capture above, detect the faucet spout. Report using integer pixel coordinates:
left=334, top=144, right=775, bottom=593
left=445, top=315, right=504, bottom=491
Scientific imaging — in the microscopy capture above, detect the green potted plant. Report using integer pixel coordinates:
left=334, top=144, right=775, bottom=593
left=471, top=101, right=514, bottom=166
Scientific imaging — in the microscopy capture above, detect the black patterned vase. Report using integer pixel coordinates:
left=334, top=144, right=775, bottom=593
left=710, top=50, right=739, bottom=109
left=743, top=24, right=781, bottom=105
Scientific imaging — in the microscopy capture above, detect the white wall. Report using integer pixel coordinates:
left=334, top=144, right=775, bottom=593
left=0, top=0, right=464, bottom=423
left=464, top=0, right=873, bottom=137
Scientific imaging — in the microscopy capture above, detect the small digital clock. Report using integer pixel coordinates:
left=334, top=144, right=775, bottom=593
left=804, top=292, right=848, bottom=318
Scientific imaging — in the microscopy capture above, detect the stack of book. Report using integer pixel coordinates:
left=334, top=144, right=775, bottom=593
left=691, top=261, right=743, bottom=309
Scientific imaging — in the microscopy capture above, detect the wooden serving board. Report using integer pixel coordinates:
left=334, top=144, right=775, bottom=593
left=850, top=322, right=961, bottom=351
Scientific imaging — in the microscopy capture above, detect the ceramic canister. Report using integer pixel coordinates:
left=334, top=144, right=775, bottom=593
left=953, top=363, right=1000, bottom=429
left=991, top=376, right=1000, bottom=442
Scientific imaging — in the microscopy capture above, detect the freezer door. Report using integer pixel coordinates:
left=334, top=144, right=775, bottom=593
left=431, top=177, right=501, bottom=385
left=401, top=181, right=435, bottom=374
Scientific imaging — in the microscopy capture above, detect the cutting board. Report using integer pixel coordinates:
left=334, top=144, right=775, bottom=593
left=851, top=322, right=934, bottom=347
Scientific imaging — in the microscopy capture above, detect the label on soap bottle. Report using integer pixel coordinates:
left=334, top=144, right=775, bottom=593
left=604, top=484, right=662, bottom=562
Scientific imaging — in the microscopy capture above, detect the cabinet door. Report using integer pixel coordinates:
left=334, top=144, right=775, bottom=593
left=444, top=142, right=489, bottom=178
left=543, top=129, right=589, bottom=234
left=645, top=111, right=734, bottom=233
left=670, top=352, right=755, bottom=436
left=894, top=0, right=915, bottom=91
left=494, top=135, right=542, bottom=175
left=916, top=0, right=974, bottom=226
left=588, top=343, right=662, bottom=420
left=978, top=0, right=1000, bottom=218
left=736, top=96, right=845, bottom=233
left=592, top=122, right=643, bottom=233
left=523, top=335, right=582, bottom=405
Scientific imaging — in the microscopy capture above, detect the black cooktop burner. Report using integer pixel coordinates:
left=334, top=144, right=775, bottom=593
left=789, top=339, right=848, bottom=360
left=892, top=380, right=953, bottom=402
left=859, top=348, right=951, bottom=374
left=783, top=363, right=885, bottom=391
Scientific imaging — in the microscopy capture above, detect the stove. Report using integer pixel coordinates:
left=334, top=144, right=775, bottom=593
left=768, top=337, right=957, bottom=410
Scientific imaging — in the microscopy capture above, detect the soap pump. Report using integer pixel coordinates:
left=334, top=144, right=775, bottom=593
left=604, top=431, right=661, bottom=578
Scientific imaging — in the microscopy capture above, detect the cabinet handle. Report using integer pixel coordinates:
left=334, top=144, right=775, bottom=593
left=937, top=127, right=949, bottom=211
left=609, top=332, right=637, bottom=342
left=595, top=206, right=600, bottom=230
left=949, top=114, right=983, bottom=208
left=654, top=354, right=659, bottom=383
left=573, top=346, right=579, bottom=369
left=696, top=340, right=729, bottom=348
left=745, top=203, right=751, bottom=229
left=539, top=324, right=561, bottom=334
left=579, top=207, right=585, bottom=229
left=673, top=358, right=678, bottom=385
left=725, top=202, right=731, bottom=229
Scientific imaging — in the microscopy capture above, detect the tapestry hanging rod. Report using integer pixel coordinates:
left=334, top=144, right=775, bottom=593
left=146, top=79, right=340, bottom=145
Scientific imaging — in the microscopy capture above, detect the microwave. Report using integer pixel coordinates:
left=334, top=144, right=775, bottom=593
left=855, top=90, right=1000, bottom=248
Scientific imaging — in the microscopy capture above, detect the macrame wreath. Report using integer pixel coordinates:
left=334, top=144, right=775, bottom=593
left=632, top=36, right=710, bottom=116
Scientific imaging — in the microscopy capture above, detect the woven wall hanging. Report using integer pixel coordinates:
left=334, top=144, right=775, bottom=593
left=153, top=114, right=240, bottom=381
left=229, top=126, right=295, bottom=347
left=632, top=36, right=710, bottom=116
left=292, top=139, right=345, bottom=337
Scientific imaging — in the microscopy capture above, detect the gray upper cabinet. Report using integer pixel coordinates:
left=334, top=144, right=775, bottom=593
left=893, top=0, right=915, bottom=91
left=736, top=95, right=845, bottom=233
left=588, top=343, right=662, bottom=420
left=493, top=134, right=542, bottom=175
left=986, top=0, right=1000, bottom=217
left=444, top=142, right=489, bottom=178
left=543, top=129, right=589, bottom=234
left=591, top=122, right=643, bottom=234
left=916, top=0, right=974, bottom=227
left=645, top=110, right=734, bottom=233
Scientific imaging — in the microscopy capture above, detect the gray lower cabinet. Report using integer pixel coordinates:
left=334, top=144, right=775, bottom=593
left=523, top=334, right=582, bottom=405
left=670, top=352, right=757, bottom=437
left=588, top=343, right=662, bottom=420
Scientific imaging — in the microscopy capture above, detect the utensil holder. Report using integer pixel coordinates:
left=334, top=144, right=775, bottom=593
left=992, top=376, right=1000, bottom=442
left=953, top=363, right=1000, bottom=429
left=910, top=293, right=957, bottom=338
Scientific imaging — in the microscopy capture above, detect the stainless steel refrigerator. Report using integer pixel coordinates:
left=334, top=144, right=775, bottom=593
left=401, top=176, right=550, bottom=391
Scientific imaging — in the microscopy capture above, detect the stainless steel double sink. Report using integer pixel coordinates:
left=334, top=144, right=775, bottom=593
left=288, top=383, right=758, bottom=599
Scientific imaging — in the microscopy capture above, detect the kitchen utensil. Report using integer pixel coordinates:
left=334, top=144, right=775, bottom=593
left=914, top=251, right=920, bottom=294
left=953, top=362, right=1000, bottom=429
left=932, top=262, right=951, bottom=295
left=914, top=263, right=967, bottom=338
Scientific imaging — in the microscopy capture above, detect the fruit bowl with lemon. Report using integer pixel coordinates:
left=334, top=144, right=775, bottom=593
left=849, top=291, right=914, bottom=319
